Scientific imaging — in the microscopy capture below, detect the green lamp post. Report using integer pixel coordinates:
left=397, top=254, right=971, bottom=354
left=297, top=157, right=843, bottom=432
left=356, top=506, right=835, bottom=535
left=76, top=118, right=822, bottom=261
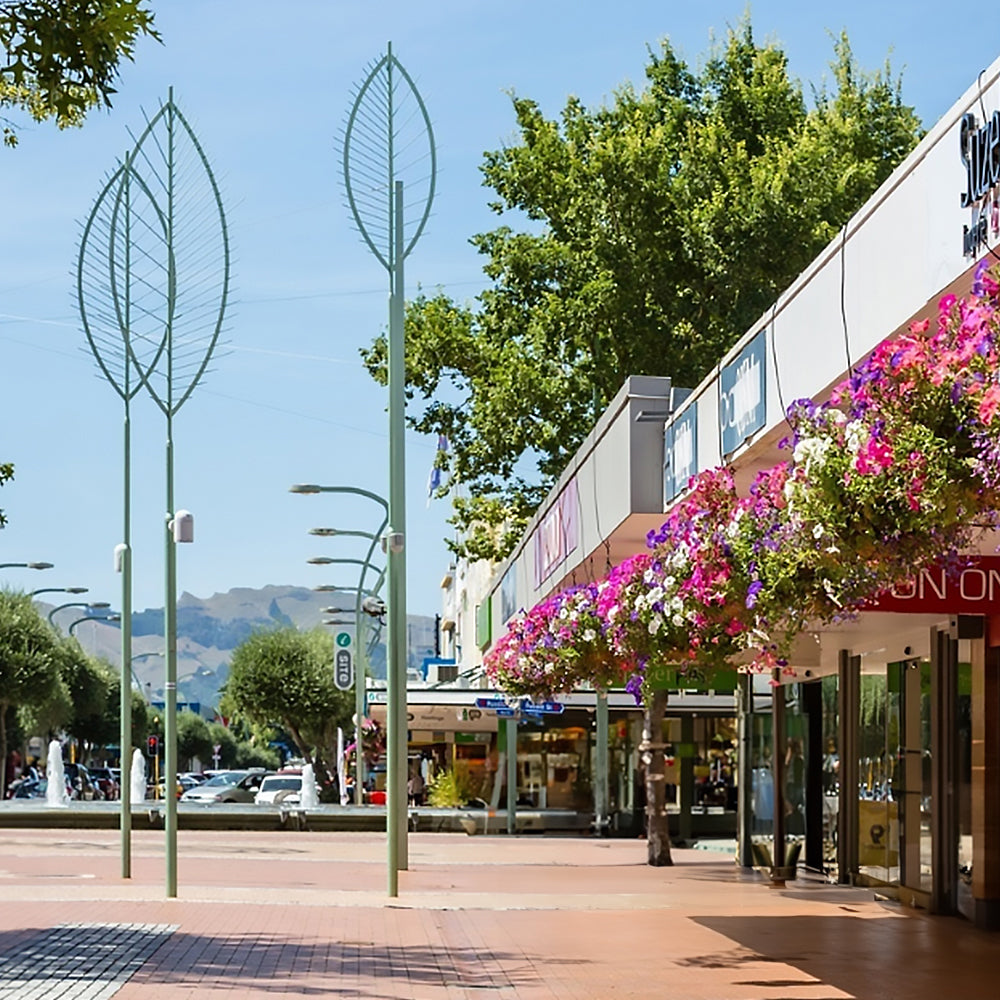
left=291, top=483, right=388, bottom=809
left=342, top=42, right=436, bottom=896
left=77, top=90, right=230, bottom=897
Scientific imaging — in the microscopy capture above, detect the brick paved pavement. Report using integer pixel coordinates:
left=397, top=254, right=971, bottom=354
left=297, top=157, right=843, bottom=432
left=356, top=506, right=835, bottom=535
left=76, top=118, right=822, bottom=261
left=0, top=829, right=995, bottom=999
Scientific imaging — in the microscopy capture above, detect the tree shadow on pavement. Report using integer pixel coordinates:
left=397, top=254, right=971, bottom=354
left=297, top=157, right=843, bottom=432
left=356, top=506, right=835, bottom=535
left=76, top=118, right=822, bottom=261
left=0, top=927, right=579, bottom=997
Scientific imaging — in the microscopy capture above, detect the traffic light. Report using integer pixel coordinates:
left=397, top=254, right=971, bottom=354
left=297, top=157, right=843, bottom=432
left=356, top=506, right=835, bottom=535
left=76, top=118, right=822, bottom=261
left=147, top=735, right=159, bottom=756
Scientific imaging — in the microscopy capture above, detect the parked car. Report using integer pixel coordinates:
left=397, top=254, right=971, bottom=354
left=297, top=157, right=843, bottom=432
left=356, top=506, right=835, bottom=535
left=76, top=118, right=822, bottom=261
left=88, top=767, right=120, bottom=800
left=180, top=770, right=270, bottom=803
left=254, top=771, right=303, bottom=805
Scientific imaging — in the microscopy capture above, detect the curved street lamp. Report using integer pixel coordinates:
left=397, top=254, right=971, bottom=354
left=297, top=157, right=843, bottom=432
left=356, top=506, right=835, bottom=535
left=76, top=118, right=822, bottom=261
left=68, top=612, right=121, bottom=636
left=292, top=483, right=389, bottom=810
left=31, top=586, right=88, bottom=599
left=0, top=561, right=53, bottom=571
left=48, top=600, right=110, bottom=627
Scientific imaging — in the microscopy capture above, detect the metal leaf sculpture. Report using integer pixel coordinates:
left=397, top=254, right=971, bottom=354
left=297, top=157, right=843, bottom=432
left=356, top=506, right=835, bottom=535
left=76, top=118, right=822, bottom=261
left=125, top=93, right=230, bottom=416
left=342, top=43, right=436, bottom=271
left=77, top=159, right=170, bottom=402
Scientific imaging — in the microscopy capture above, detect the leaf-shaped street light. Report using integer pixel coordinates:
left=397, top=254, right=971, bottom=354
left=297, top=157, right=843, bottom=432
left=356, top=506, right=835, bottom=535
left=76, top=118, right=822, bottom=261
left=129, top=91, right=230, bottom=899
left=78, top=155, right=172, bottom=881
left=342, top=43, right=436, bottom=897
left=77, top=89, right=230, bottom=898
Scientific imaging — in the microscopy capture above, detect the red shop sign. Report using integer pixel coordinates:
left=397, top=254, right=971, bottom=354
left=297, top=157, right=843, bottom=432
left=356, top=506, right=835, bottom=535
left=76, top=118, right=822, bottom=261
left=867, top=556, right=1000, bottom=614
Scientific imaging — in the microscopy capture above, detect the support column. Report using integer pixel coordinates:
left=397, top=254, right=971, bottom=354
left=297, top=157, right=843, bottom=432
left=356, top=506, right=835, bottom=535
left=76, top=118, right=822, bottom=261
left=931, top=626, right=958, bottom=914
left=803, top=680, right=824, bottom=873
left=772, top=669, right=786, bottom=874
left=837, top=650, right=860, bottom=884
left=506, top=717, right=517, bottom=837
left=737, top=672, right=754, bottom=868
left=972, top=634, right=1000, bottom=928
left=594, top=692, right=609, bottom=836
left=901, top=658, right=923, bottom=892
left=678, top=714, right=694, bottom=845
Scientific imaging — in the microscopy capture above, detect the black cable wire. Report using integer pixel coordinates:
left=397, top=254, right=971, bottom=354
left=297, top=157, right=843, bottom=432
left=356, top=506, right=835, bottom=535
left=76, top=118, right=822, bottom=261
left=768, top=302, right=787, bottom=421
left=840, top=227, right=853, bottom=376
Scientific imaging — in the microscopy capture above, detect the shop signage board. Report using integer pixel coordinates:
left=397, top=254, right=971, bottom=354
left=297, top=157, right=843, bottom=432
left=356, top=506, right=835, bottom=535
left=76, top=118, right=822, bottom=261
left=719, top=329, right=767, bottom=456
left=533, top=478, right=579, bottom=587
left=960, top=107, right=1000, bottom=257
left=664, top=403, right=698, bottom=506
left=867, top=556, right=1000, bottom=614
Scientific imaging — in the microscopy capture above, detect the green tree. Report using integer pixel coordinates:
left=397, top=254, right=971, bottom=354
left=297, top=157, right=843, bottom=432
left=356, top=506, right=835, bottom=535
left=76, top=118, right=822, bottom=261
left=0, top=590, right=60, bottom=796
left=97, top=680, right=150, bottom=758
left=363, top=23, right=922, bottom=562
left=20, top=640, right=112, bottom=749
left=207, top=720, right=237, bottom=768
left=0, top=0, right=158, bottom=146
left=176, top=709, right=212, bottom=770
left=0, top=461, right=11, bottom=526
left=224, top=627, right=354, bottom=789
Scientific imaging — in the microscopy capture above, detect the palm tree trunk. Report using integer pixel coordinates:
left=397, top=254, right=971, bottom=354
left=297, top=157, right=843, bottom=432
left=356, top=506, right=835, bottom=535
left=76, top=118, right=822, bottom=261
left=642, top=688, right=673, bottom=866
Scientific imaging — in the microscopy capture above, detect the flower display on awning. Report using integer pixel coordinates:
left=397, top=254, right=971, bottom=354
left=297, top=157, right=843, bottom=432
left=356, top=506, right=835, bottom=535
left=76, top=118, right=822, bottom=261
left=486, top=266, right=1000, bottom=702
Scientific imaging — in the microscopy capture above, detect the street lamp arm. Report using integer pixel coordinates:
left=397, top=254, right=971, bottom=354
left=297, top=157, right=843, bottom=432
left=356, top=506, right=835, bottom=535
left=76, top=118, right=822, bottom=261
left=310, top=528, right=378, bottom=541
left=48, top=600, right=110, bottom=626
left=68, top=613, right=120, bottom=636
left=31, top=587, right=88, bottom=598
left=0, top=561, right=53, bottom=570
left=289, top=484, right=389, bottom=514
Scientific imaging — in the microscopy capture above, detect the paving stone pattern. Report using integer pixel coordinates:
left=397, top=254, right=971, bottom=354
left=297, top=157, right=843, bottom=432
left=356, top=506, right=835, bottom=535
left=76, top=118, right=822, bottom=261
left=0, top=923, right=176, bottom=1000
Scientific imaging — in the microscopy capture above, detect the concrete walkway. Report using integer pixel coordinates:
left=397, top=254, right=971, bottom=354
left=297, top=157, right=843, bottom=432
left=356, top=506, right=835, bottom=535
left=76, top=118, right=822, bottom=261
left=0, top=830, right=994, bottom=999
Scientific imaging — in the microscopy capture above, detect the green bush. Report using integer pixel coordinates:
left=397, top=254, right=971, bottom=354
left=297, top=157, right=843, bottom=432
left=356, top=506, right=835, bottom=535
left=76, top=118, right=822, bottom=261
left=426, top=768, right=476, bottom=807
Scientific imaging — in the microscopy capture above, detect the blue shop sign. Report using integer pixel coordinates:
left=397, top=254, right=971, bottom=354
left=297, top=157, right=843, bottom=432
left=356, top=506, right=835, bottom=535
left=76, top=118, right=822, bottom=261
left=664, top=403, right=698, bottom=505
left=719, top=330, right=766, bottom=455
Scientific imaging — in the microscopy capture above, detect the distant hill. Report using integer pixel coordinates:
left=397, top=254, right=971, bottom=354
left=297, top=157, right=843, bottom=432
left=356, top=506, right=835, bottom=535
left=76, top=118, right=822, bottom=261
left=43, top=585, right=438, bottom=714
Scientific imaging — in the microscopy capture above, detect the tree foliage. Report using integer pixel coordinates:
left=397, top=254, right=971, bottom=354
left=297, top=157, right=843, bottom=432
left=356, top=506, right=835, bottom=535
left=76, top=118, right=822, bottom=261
left=223, top=626, right=354, bottom=787
left=0, top=590, right=60, bottom=795
left=0, top=0, right=158, bottom=146
left=363, top=23, right=923, bottom=561
left=176, top=709, right=212, bottom=769
left=0, top=461, right=11, bottom=526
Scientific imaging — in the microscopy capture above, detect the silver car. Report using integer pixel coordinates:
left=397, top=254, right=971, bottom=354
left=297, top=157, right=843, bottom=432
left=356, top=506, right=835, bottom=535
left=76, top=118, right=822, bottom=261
left=179, top=770, right=269, bottom=803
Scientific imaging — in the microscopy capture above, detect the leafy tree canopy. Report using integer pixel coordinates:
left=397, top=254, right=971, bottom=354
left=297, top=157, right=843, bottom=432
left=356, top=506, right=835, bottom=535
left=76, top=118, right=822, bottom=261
left=0, top=461, right=11, bottom=526
left=363, top=22, right=923, bottom=562
left=0, top=0, right=158, bottom=146
left=176, top=709, right=212, bottom=768
left=223, top=626, right=354, bottom=783
left=0, top=589, right=60, bottom=795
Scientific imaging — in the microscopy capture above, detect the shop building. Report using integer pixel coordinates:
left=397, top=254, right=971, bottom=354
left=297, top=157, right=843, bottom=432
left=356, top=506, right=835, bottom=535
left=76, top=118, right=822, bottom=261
left=447, top=56, right=1000, bottom=926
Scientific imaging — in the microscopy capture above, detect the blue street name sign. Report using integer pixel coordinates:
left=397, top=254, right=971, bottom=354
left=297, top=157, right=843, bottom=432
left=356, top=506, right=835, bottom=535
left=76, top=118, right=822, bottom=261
left=520, top=700, right=564, bottom=714
left=475, top=697, right=509, bottom=709
left=495, top=707, right=518, bottom=718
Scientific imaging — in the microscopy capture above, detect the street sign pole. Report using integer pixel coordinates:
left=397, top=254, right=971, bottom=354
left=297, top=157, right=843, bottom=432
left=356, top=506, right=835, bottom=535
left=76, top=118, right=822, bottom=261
left=506, top=717, right=517, bottom=837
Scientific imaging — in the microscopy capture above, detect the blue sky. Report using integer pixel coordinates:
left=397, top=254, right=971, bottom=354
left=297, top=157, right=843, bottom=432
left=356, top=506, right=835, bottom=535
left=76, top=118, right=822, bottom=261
left=1, top=1, right=997, bottom=618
